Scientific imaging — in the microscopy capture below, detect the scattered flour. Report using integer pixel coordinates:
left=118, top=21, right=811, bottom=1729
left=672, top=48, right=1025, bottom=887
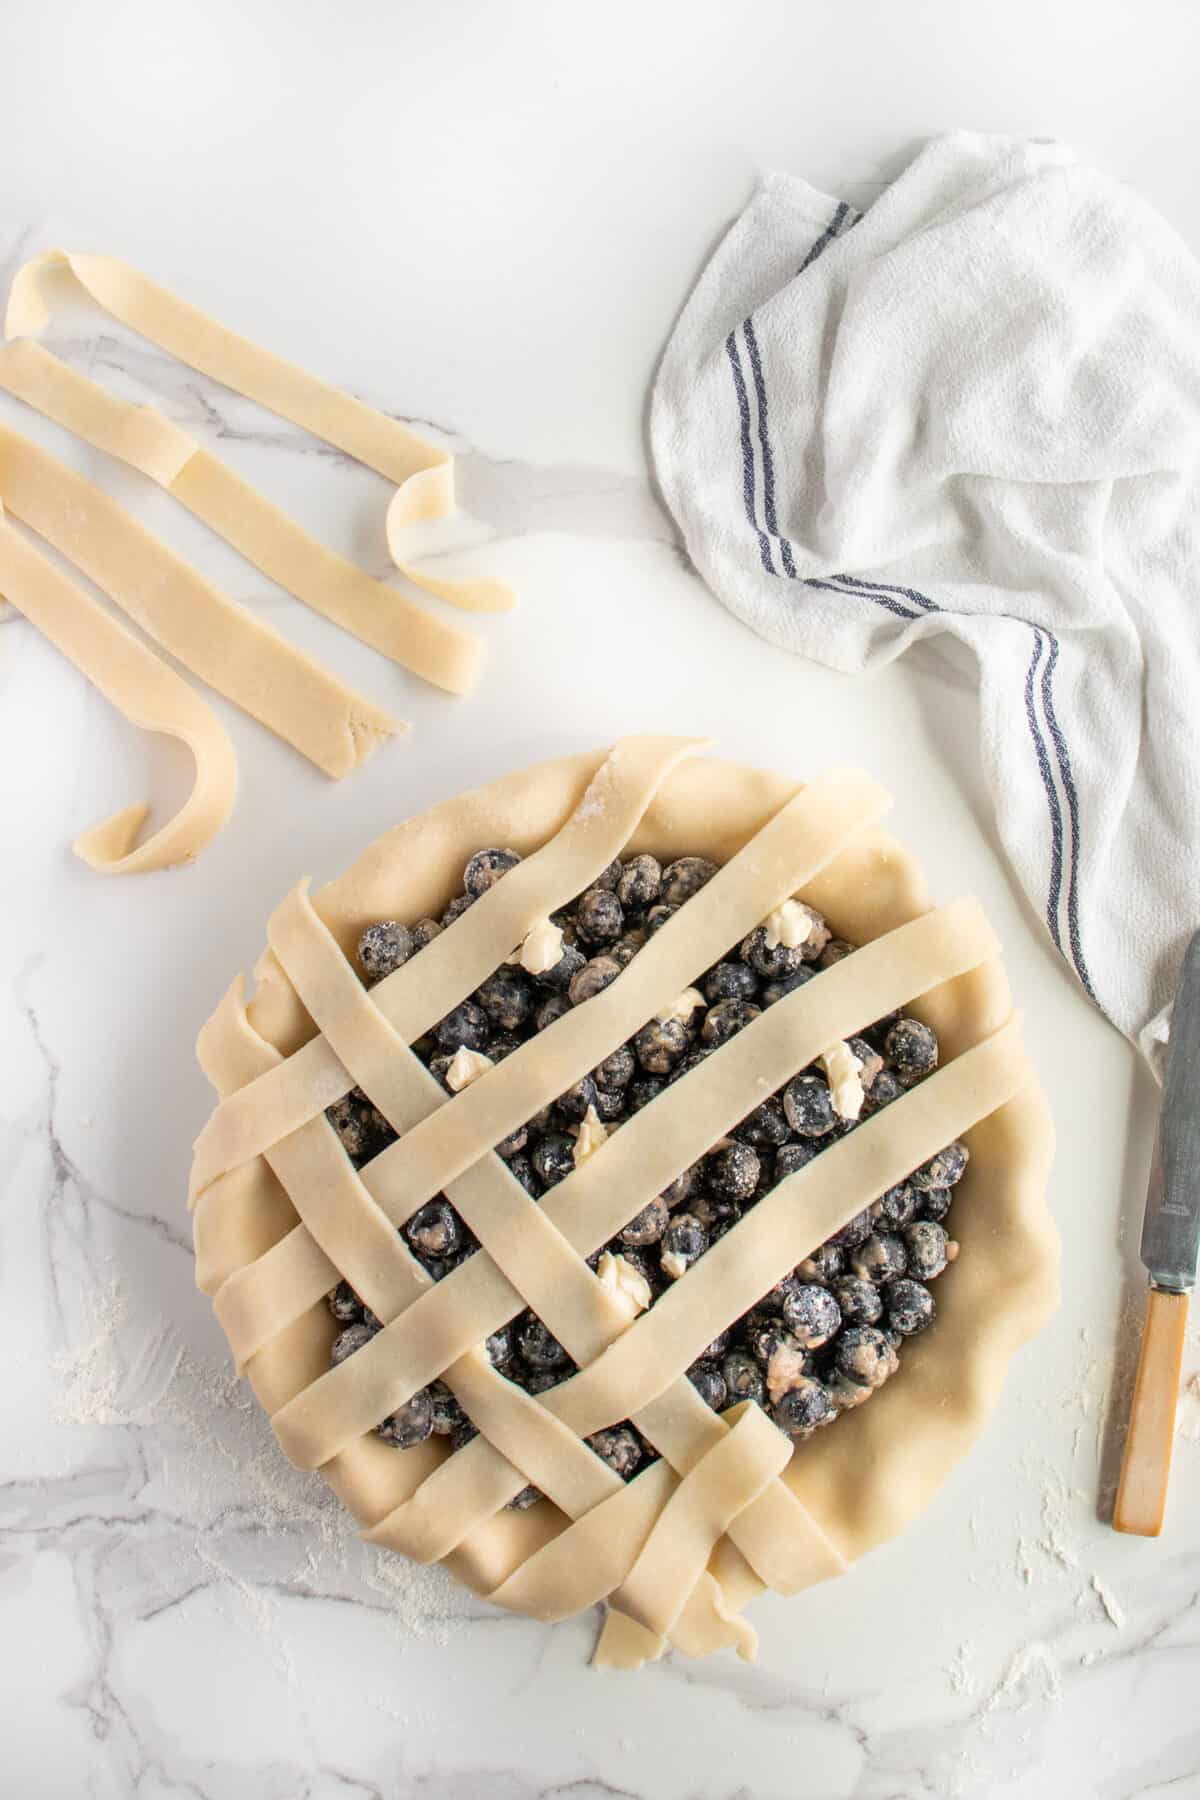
left=948, top=1642, right=977, bottom=1697
left=1091, top=1575, right=1125, bottom=1630
left=985, top=1643, right=1063, bottom=1714
left=49, top=1276, right=460, bottom=1651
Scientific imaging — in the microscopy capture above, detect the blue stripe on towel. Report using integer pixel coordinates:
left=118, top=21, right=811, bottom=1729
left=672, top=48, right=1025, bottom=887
left=742, top=318, right=796, bottom=578
left=723, top=331, right=775, bottom=574
left=723, top=209, right=1096, bottom=1003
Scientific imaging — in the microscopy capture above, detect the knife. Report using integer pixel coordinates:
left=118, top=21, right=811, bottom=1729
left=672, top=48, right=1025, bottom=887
left=1113, top=927, right=1200, bottom=1536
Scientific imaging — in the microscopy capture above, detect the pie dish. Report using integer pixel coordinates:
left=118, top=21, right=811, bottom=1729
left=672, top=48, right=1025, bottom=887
left=188, top=735, right=1057, bottom=1668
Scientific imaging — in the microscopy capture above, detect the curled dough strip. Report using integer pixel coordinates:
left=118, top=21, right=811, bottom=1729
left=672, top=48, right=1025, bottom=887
left=0, top=504, right=236, bottom=871
left=0, top=340, right=484, bottom=695
left=5, top=252, right=513, bottom=630
left=0, top=422, right=403, bottom=777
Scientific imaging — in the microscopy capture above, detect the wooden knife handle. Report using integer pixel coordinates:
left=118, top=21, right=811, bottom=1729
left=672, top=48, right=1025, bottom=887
left=1113, top=1286, right=1190, bottom=1536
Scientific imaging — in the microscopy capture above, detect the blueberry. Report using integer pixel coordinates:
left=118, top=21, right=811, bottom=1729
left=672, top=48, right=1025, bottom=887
left=531, top=1132, right=576, bottom=1187
left=706, top=1141, right=761, bottom=1202
left=885, top=1017, right=939, bottom=1079
left=887, top=1277, right=936, bottom=1335
left=746, top=1317, right=799, bottom=1366
left=740, top=925, right=806, bottom=981
left=722, top=1350, right=766, bottom=1405
left=635, top=1016, right=690, bottom=1074
left=327, top=1279, right=363, bottom=1323
left=404, top=1199, right=462, bottom=1259
left=609, top=935, right=644, bottom=970
left=704, top=960, right=760, bottom=1004
left=851, top=1232, right=908, bottom=1284
left=517, top=1313, right=569, bottom=1371
left=645, top=902, right=679, bottom=936
left=761, top=967, right=817, bottom=1007
left=463, top=848, right=521, bottom=897
left=829, top=1208, right=873, bottom=1251
left=613, top=854, right=659, bottom=911
left=485, top=1324, right=515, bottom=1368
left=575, top=887, right=625, bottom=947
left=535, top=994, right=571, bottom=1032
left=524, top=1369, right=566, bottom=1397
left=795, top=1242, right=844, bottom=1284
left=661, top=857, right=718, bottom=907
left=690, top=1192, right=739, bottom=1232
left=862, top=1068, right=904, bottom=1113
left=660, top=1213, right=708, bottom=1278
left=874, top=1184, right=919, bottom=1229
left=701, top=998, right=761, bottom=1046
left=569, top=955, right=622, bottom=1005
left=557, top=1075, right=599, bottom=1121
left=628, top=1074, right=666, bottom=1113
left=507, top=1485, right=543, bottom=1511
left=919, top=1186, right=953, bottom=1222
left=488, top=1031, right=523, bottom=1062
left=734, top=1097, right=790, bottom=1150
left=428, top=1380, right=466, bottom=1435
left=668, top=1046, right=714, bottom=1085
left=587, top=1425, right=643, bottom=1479
left=451, top=1419, right=479, bottom=1451
left=507, top=1155, right=541, bottom=1198
left=331, top=1321, right=377, bottom=1365
left=357, top=921, right=414, bottom=982
left=441, top=893, right=475, bottom=927
left=817, top=938, right=853, bottom=969
left=377, top=1387, right=435, bottom=1449
left=475, top=967, right=534, bottom=1032
left=772, top=1376, right=837, bottom=1439
left=536, top=943, right=586, bottom=994
left=701, top=1327, right=732, bottom=1361
left=436, top=1001, right=490, bottom=1053
left=833, top=1275, right=884, bottom=1325
left=774, top=1141, right=819, bottom=1184
left=619, top=1197, right=669, bottom=1246
left=592, top=858, right=624, bottom=892
left=592, top=1086, right=627, bottom=1122
left=496, top=1122, right=529, bottom=1160
left=660, top=1163, right=703, bottom=1208
left=782, top=1283, right=841, bottom=1349
left=783, top=1074, right=837, bottom=1138
left=903, top=1221, right=950, bottom=1280
left=594, top=1044, right=636, bottom=1091
left=688, top=1360, right=728, bottom=1411
left=411, top=918, right=443, bottom=952
left=832, top=1326, right=898, bottom=1389
left=910, top=1142, right=969, bottom=1191
left=327, top=1091, right=387, bottom=1162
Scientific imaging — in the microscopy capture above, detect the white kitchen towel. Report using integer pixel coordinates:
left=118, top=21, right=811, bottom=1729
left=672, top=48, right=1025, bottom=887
left=652, top=131, right=1200, bottom=1071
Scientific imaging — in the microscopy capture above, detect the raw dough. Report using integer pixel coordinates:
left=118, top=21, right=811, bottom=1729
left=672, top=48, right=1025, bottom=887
left=5, top=252, right=514, bottom=631
left=190, top=738, right=1058, bottom=1667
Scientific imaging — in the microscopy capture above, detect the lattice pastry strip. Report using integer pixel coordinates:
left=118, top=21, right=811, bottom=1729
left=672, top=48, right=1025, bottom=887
left=190, top=737, right=1056, bottom=1669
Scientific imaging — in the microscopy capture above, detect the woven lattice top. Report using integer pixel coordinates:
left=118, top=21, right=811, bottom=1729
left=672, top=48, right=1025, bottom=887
left=189, top=737, right=1050, bottom=1669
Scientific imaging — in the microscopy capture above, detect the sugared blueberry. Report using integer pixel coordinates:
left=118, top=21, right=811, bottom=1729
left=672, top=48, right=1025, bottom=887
left=357, top=920, right=414, bottom=982
left=464, top=848, right=521, bottom=897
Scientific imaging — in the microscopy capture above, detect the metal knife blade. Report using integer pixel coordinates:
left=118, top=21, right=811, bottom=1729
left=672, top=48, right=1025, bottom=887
left=1140, top=928, right=1200, bottom=1293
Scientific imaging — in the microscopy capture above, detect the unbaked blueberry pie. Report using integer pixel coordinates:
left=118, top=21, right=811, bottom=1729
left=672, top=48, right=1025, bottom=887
left=189, top=737, right=1057, bottom=1668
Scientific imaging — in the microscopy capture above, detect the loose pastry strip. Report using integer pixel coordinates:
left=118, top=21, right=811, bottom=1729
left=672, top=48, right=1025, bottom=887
left=191, top=738, right=1043, bottom=1667
left=0, top=503, right=237, bottom=871
left=0, top=424, right=402, bottom=777
left=4, top=252, right=514, bottom=623
left=0, top=341, right=492, bottom=693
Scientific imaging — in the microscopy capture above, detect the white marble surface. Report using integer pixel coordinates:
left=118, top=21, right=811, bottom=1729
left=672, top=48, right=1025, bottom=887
left=2, top=5, right=1199, bottom=1795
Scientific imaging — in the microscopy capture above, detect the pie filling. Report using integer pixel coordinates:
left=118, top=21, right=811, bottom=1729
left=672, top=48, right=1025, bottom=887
left=324, top=848, right=968, bottom=1507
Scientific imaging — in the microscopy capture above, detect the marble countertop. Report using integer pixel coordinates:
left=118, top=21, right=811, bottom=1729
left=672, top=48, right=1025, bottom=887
left=2, top=6, right=1199, bottom=1796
